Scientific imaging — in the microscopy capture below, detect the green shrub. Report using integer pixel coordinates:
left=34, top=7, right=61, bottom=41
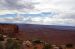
left=0, top=34, right=4, bottom=41
left=32, top=39, right=43, bottom=44
left=66, top=44, right=73, bottom=48
left=34, top=47, right=37, bottom=49
left=0, top=42, right=4, bottom=49
left=43, top=43, right=52, bottom=49
left=6, top=38, right=22, bottom=49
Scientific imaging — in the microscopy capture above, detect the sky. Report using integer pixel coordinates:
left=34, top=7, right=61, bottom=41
left=0, top=0, right=75, bottom=26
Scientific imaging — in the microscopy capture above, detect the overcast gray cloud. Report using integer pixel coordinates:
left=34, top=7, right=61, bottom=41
left=0, top=0, right=34, bottom=10
left=0, top=0, right=75, bottom=26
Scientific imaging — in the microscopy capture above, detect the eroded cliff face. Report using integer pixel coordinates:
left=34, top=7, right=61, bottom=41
left=0, top=24, right=18, bottom=36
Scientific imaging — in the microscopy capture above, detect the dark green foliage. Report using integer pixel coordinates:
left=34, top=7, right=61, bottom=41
left=43, top=43, right=52, bottom=49
left=66, top=44, right=73, bottom=48
left=32, top=39, right=43, bottom=44
left=7, top=33, right=13, bottom=38
left=0, top=31, right=22, bottom=49
left=0, top=42, right=4, bottom=49
left=0, top=34, right=4, bottom=41
left=34, top=47, right=37, bottom=49
left=6, top=38, right=15, bottom=49
left=6, top=38, right=22, bottom=49
left=13, top=40, right=22, bottom=49
left=59, top=46, right=63, bottom=49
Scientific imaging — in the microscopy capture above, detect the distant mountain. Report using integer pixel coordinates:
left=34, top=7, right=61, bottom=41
left=0, top=23, right=75, bottom=31
left=17, top=24, right=75, bottom=31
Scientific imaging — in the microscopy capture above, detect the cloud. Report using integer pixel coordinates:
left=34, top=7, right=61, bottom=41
left=34, top=0, right=75, bottom=12
left=53, top=12, right=75, bottom=19
left=0, top=10, right=75, bottom=26
left=0, top=0, right=34, bottom=10
left=0, top=0, right=75, bottom=26
left=0, top=10, right=16, bottom=15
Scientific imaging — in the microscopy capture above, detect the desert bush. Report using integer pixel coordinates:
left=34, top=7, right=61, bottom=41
left=34, top=47, right=37, bottom=49
left=32, top=39, right=43, bottom=44
left=6, top=38, right=22, bottom=49
left=43, top=43, right=52, bottom=49
left=66, top=44, right=73, bottom=48
left=0, top=34, right=4, bottom=41
left=0, top=42, right=4, bottom=49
